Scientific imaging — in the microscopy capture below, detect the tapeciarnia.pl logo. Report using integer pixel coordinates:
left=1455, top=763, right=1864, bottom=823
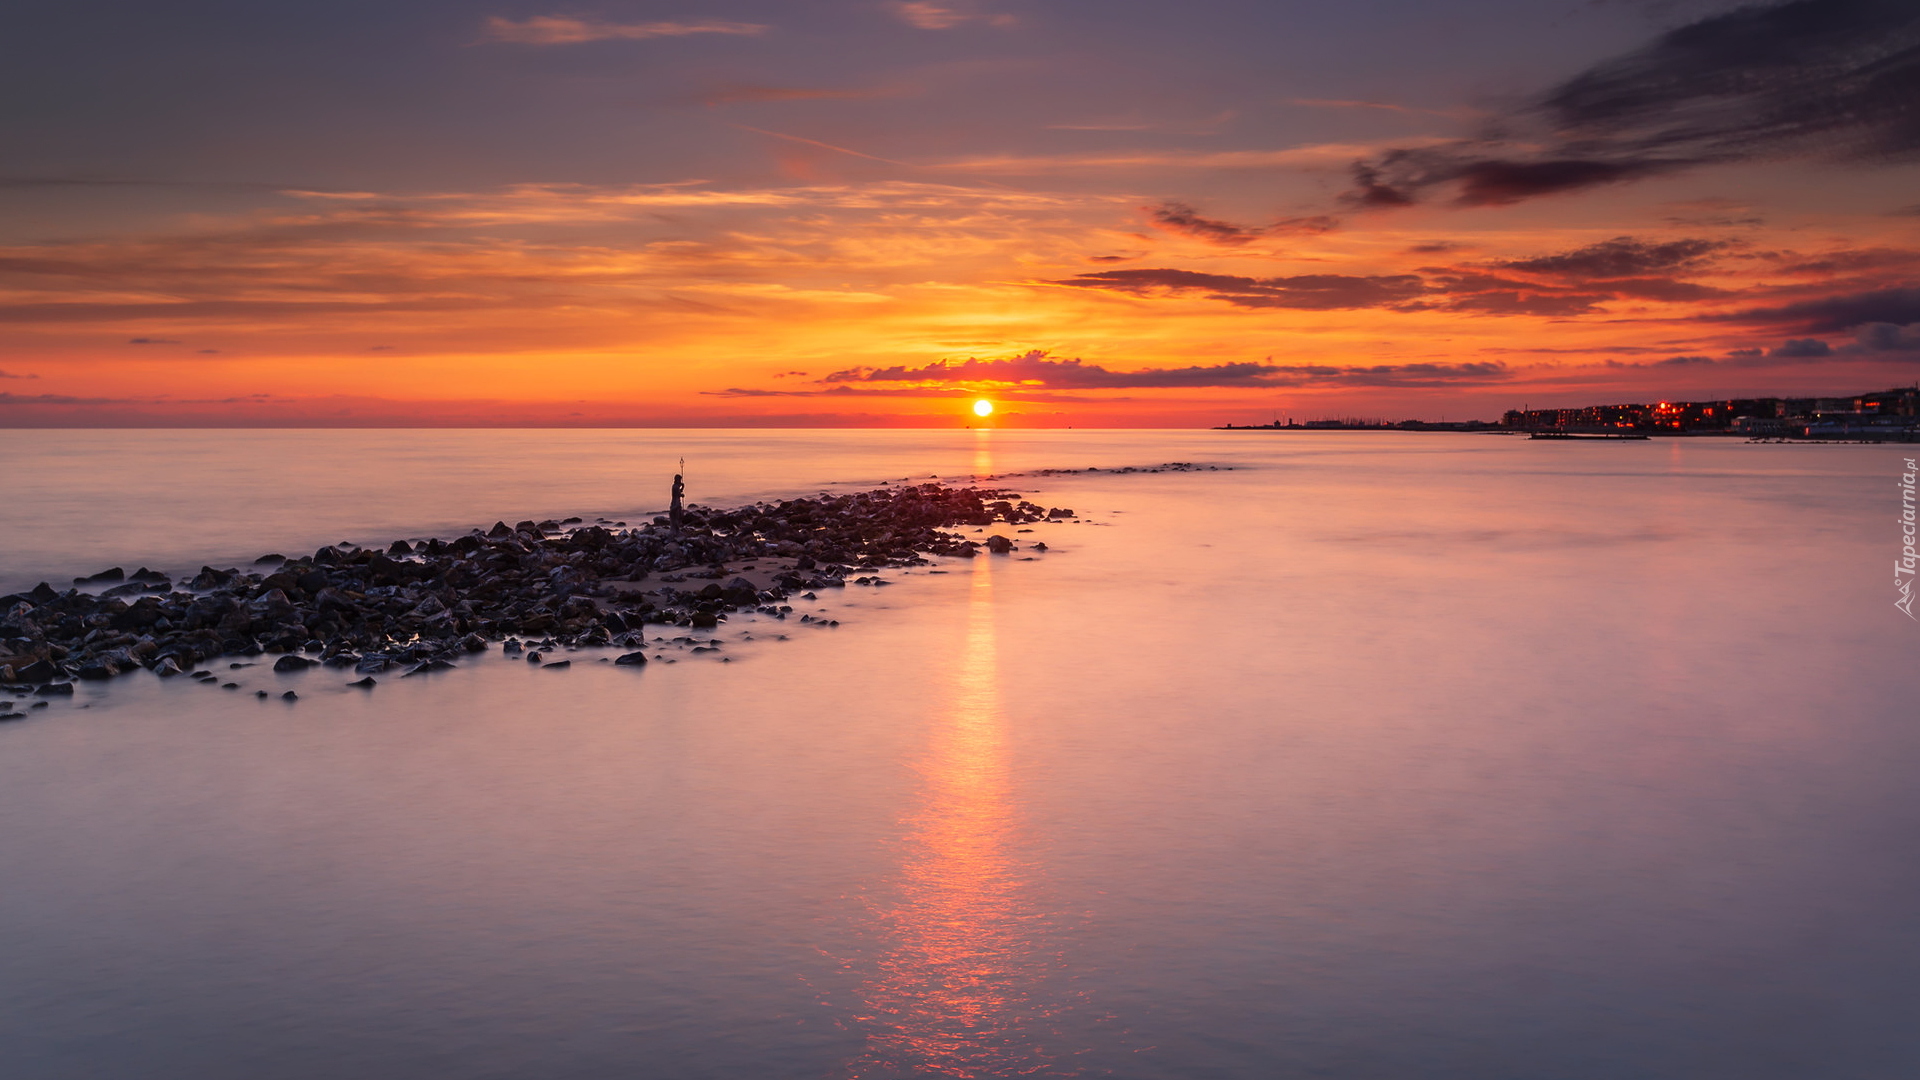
left=1900, top=457, right=1918, bottom=620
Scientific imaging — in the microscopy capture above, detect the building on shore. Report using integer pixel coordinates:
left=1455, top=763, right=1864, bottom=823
left=1500, top=386, right=1919, bottom=440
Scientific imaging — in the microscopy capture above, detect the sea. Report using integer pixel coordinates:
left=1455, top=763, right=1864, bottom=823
left=1, top=429, right=1916, bottom=1080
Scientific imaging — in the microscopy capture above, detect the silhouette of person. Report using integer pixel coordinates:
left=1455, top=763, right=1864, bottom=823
left=670, top=473, right=685, bottom=532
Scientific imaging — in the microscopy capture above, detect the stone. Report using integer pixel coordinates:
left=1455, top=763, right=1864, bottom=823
left=281, top=691, right=298, bottom=701
left=614, top=652, right=648, bottom=666
left=542, top=660, right=571, bottom=669
left=273, top=654, right=316, bottom=673
left=985, top=534, right=1015, bottom=554
left=74, top=567, right=125, bottom=585
left=348, top=676, right=377, bottom=688
left=14, top=658, right=64, bottom=683
left=36, top=682, right=74, bottom=696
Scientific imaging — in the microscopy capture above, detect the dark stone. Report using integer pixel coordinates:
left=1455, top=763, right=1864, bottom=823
left=28, top=583, right=59, bottom=605
left=273, top=654, right=316, bottom=672
left=253, top=554, right=286, bottom=565
left=36, top=682, right=74, bottom=696
left=614, top=652, right=648, bottom=666
left=74, top=567, right=125, bottom=585
left=348, top=676, right=376, bottom=688
left=256, top=690, right=269, bottom=698
left=402, top=659, right=455, bottom=676
left=296, top=569, right=331, bottom=593
left=388, top=540, right=413, bottom=554
left=281, top=691, right=298, bottom=701
left=1032, top=541, right=1048, bottom=552
left=152, top=657, right=184, bottom=677
left=14, top=659, right=64, bottom=683
left=543, top=660, right=571, bottom=669
left=985, top=535, right=1015, bottom=554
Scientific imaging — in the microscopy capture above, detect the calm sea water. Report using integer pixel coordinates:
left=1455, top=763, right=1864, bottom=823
left=2, top=430, right=1917, bottom=1079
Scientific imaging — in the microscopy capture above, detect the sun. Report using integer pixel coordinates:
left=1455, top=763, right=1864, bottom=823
left=972, top=399, right=994, bottom=417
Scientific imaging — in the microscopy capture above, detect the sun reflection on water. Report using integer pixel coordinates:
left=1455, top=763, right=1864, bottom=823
left=842, top=559, right=1065, bottom=1079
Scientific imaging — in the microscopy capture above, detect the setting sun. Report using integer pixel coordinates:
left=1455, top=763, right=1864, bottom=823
left=973, top=399, right=994, bottom=417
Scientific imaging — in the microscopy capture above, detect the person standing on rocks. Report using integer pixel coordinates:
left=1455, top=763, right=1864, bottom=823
left=670, top=463, right=685, bottom=533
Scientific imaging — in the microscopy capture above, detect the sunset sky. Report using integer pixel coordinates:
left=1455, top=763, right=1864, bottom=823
left=4, top=0, right=1919, bottom=426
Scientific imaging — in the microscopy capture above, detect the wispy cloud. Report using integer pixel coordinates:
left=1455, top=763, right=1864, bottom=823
left=479, top=16, right=767, bottom=46
left=1143, top=202, right=1338, bottom=247
left=932, top=141, right=1448, bottom=173
left=1048, top=268, right=1430, bottom=310
left=816, top=350, right=1510, bottom=389
left=890, top=2, right=1015, bottom=31
left=0, top=369, right=38, bottom=379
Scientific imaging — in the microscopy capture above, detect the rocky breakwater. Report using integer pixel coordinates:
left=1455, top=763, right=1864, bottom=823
left=0, top=482, right=1072, bottom=697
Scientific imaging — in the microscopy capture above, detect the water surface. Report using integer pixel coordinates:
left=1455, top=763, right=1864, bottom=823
left=2, top=431, right=1915, bottom=1079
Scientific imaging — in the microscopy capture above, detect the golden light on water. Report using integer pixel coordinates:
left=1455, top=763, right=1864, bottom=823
left=972, top=399, right=994, bottom=418
left=845, top=558, right=1061, bottom=1077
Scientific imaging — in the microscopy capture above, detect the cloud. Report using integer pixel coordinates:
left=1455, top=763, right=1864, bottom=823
left=0, top=369, right=38, bottom=379
left=1049, top=268, right=1429, bottom=310
left=1717, top=287, right=1920, bottom=333
left=890, top=3, right=1015, bottom=30
left=1769, top=338, right=1832, bottom=357
left=127, top=337, right=183, bottom=344
left=0, top=392, right=126, bottom=406
left=817, top=350, right=1510, bottom=389
left=479, top=16, right=766, bottom=45
left=1144, top=203, right=1263, bottom=246
left=1345, top=0, right=1920, bottom=207
left=1495, top=236, right=1729, bottom=279
left=1855, top=322, right=1920, bottom=352
left=1142, top=202, right=1338, bottom=246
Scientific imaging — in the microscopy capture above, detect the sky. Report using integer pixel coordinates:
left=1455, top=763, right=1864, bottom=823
left=3, top=0, right=1919, bottom=427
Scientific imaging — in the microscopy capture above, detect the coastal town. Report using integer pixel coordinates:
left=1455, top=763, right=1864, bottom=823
left=1219, top=386, right=1920, bottom=440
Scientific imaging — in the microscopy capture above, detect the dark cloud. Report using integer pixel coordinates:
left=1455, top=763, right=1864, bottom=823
left=0, top=369, right=38, bottom=379
left=1050, top=268, right=1428, bottom=310
left=1657, top=355, right=1715, bottom=365
left=1145, top=203, right=1262, bottom=246
left=1498, top=236, right=1728, bottom=279
left=818, top=350, right=1509, bottom=389
left=1853, top=322, right=1920, bottom=352
left=1770, top=338, right=1832, bottom=357
left=0, top=392, right=125, bottom=406
left=127, top=337, right=183, bottom=344
left=1142, top=203, right=1339, bottom=246
left=1345, top=0, right=1920, bottom=207
left=1717, top=287, right=1920, bottom=332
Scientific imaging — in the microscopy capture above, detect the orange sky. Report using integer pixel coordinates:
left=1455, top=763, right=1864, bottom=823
left=4, top=2, right=1919, bottom=426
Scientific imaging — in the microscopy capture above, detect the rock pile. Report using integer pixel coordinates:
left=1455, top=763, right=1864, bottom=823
left=0, top=483, right=1069, bottom=692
